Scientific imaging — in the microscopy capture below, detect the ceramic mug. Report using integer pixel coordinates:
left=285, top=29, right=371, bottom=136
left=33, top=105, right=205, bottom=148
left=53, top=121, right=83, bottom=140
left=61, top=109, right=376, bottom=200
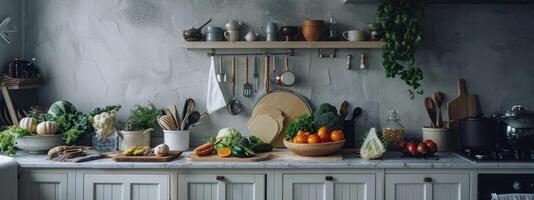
left=343, top=30, right=366, bottom=41
left=262, top=22, right=278, bottom=33
left=224, top=30, right=240, bottom=42
left=265, top=32, right=277, bottom=41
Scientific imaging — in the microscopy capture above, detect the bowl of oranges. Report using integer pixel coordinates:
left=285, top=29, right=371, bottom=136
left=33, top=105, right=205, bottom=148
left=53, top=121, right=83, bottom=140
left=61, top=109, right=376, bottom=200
left=284, top=127, right=345, bottom=156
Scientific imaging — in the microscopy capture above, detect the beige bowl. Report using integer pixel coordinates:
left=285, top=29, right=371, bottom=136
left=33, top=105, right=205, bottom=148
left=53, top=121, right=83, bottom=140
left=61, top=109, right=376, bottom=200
left=283, top=139, right=345, bottom=156
left=15, top=134, right=64, bottom=154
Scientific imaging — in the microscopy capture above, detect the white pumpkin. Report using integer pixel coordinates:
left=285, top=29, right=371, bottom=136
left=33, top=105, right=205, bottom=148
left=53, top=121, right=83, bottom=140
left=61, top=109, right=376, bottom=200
left=154, top=144, right=169, bottom=157
left=19, top=117, right=38, bottom=133
left=36, top=121, right=59, bottom=136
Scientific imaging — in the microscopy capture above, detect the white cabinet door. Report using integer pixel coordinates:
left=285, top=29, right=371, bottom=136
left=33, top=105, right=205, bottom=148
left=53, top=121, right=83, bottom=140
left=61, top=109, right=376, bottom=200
left=283, top=174, right=376, bottom=200
left=83, top=174, right=169, bottom=200
left=178, top=174, right=265, bottom=200
left=385, top=174, right=469, bottom=200
left=19, top=172, right=70, bottom=200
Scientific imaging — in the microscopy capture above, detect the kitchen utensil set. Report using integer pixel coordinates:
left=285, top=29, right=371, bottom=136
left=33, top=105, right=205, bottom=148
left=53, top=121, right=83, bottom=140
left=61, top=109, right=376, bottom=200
left=216, top=55, right=296, bottom=99
left=424, top=91, right=446, bottom=128
left=158, top=115, right=177, bottom=131
left=159, top=99, right=204, bottom=131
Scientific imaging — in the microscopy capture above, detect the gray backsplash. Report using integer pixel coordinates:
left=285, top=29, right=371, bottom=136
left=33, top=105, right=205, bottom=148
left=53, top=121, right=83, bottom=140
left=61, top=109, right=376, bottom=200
left=2, top=0, right=533, bottom=146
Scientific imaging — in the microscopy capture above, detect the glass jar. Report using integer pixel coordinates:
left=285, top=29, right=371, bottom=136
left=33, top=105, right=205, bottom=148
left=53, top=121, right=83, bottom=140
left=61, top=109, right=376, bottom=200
left=382, top=110, right=405, bottom=150
left=92, top=129, right=118, bottom=152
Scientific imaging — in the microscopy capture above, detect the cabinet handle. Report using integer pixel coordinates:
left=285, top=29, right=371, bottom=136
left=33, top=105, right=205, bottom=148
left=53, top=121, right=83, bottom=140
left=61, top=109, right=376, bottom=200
left=325, top=176, right=334, bottom=181
left=423, top=177, right=432, bottom=183
left=216, top=176, right=225, bottom=181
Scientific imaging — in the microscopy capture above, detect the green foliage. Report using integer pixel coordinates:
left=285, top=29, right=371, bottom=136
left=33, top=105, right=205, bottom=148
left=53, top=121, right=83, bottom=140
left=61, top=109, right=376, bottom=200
left=0, top=126, right=34, bottom=156
left=55, top=111, right=91, bottom=144
left=89, top=105, right=122, bottom=117
left=286, top=114, right=316, bottom=139
left=122, top=104, right=160, bottom=131
left=313, top=103, right=342, bottom=131
left=378, top=0, right=426, bottom=98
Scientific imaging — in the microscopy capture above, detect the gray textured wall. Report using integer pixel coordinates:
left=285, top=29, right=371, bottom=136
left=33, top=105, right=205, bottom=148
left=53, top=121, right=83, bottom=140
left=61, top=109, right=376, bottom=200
left=21, top=0, right=534, bottom=146
left=0, top=0, right=23, bottom=65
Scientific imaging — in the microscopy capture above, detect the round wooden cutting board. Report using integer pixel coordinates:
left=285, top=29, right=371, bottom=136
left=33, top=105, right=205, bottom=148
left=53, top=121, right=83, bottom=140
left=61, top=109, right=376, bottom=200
left=251, top=90, right=312, bottom=147
left=248, top=114, right=279, bottom=144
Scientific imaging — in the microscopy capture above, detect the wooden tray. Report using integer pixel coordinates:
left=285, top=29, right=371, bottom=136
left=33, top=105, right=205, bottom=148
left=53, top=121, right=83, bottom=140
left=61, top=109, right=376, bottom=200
left=187, top=152, right=273, bottom=162
left=105, top=151, right=183, bottom=162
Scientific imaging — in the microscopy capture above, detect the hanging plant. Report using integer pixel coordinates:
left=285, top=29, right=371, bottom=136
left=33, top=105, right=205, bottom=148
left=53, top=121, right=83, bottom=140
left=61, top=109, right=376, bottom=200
left=378, top=0, right=426, bottom=98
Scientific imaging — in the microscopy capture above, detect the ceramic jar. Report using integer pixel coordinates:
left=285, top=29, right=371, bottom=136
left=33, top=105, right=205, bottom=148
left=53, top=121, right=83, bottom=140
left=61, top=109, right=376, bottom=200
left=206, top=26, right=224, bottom=41
left=262, top=22, right=278, bottom=41
left=118, top=128, right=153, bottom=151
left=302, top=19, right=324, bottom=41
left=225, top=20, right=242, bottom=31
left=225, top=20, right=242, bottom=42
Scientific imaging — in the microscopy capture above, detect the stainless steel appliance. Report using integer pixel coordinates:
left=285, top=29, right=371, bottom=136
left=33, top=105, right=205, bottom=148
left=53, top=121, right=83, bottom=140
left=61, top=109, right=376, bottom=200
left=478, top=174, right=534, bottom=200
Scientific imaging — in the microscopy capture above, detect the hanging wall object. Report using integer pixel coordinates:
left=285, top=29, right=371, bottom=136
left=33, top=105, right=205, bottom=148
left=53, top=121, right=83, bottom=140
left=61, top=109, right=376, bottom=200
left=0, top=17, right=16, bottom=44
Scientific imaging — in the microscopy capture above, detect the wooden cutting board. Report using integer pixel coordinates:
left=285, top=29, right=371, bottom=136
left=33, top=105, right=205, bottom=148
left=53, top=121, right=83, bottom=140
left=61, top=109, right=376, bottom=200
left=248, top=114, right=279, bottom=144
left=248, top=104, right=285, bottom=144
left=252, top=90, right=312, bottom=147
left=447, top=79, right=478, bottom=150
left=105, top=151, right=183, bottom=162
left=187, top=152, right=274, bottom=162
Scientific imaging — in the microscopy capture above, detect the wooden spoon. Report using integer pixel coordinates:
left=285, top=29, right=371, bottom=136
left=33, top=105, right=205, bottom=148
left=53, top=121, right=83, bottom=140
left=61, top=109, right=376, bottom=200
left=424, top=97, right=437, bottom=128
left=432, top=92, right=445, bottom=128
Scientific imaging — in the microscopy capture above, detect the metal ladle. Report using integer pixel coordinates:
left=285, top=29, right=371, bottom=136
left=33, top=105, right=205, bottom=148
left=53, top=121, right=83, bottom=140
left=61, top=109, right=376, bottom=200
left=227, top=57, right=242, bottom=115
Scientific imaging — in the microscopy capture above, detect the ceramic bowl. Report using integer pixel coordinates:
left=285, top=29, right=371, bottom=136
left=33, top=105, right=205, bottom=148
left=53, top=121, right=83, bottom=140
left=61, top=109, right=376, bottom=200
left=15, top=134, right=64, bottom=154
left=283, top=139, right=345, bottom=156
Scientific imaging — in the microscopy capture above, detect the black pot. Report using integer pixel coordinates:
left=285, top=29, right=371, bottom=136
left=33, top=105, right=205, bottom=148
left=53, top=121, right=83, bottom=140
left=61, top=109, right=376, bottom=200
left=460, top=115, right=498, bottom=150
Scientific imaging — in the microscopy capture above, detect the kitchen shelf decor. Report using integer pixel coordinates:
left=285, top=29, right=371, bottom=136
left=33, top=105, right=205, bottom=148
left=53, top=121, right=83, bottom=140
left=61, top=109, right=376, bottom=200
left=181, top=41, right=385, bottom=49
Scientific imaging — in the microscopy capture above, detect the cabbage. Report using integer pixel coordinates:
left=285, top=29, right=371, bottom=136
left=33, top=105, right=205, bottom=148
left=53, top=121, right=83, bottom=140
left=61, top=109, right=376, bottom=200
left=360, top=128, right=386, bottom=160
left=215, top=128, right=241, bottom=151
left=216, top=128, right=241, bottom=139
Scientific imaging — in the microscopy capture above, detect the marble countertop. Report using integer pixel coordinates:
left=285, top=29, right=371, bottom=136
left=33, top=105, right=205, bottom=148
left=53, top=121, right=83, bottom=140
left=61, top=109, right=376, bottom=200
left=10, top=150, right=534, bottom=169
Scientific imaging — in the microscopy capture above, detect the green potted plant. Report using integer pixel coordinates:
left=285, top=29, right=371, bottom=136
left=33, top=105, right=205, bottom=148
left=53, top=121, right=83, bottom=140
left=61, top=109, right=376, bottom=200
left=378, top=0, right=426, bottom=98
left=118, top=104, right=160, bottom=151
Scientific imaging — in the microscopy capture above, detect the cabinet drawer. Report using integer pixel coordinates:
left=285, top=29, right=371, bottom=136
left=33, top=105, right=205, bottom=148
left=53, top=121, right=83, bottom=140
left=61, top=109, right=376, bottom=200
left=282, top=173, right=376, bottom=200
left=83, top=174, right=169, bottom=200
left=385, top=173, right=470, bottom=200
left=178, top=173, right=265, bottom=200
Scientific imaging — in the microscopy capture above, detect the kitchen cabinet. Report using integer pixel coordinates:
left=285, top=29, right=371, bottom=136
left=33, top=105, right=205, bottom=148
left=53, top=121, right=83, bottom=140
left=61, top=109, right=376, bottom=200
left=178, top=173, right=266, bottom=200
left=282, top=173, right=376, bottom=200
left=82, top=173, right=169, bottom=200
left=385, top=174, right=470, bottom=200
left=18, top=169, right=75, bottom=200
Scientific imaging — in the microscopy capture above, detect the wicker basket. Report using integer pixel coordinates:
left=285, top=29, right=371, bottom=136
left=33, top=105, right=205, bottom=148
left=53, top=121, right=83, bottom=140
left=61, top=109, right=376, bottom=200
left=1, top=74, right=42, bottom=87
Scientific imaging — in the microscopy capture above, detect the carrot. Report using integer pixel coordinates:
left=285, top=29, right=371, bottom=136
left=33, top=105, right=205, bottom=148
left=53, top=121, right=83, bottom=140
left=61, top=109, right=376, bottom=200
left=193, top=142, right=214, bottom=156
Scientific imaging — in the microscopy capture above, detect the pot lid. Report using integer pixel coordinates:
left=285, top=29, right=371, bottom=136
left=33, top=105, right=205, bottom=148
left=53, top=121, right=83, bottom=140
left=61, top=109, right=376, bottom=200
left=503, top=105, right=534, bottom=128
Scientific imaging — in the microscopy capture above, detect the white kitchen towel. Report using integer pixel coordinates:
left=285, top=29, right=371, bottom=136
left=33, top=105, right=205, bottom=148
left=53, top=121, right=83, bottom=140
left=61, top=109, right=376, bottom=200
left=492, top=193, right=534, bottom=200
left=206, top=56, right=226, bottom=114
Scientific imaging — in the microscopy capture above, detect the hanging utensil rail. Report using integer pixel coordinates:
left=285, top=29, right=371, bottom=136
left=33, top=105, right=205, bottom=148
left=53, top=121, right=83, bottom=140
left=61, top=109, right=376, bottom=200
left=207, top=49, right=295, bottom=57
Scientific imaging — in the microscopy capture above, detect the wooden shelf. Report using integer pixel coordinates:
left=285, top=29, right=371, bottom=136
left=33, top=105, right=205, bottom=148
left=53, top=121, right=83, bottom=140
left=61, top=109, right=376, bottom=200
left=181, top=41, right=385, bottom=49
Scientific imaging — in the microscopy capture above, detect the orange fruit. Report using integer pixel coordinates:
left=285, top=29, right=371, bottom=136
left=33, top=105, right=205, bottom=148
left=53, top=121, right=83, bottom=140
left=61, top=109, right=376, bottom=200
left=330, top=130, right=345, bottom=142
left=308, top=134, right=321, bottom=144
left=317, top=127, right=330, bottom=141
left=296, top=130, right=305, bottom=136
left=217, top=147, right=232, bottom=158
left=303, top=132, right=312, bottom=137
left=294, top=135, right=307, bottom=143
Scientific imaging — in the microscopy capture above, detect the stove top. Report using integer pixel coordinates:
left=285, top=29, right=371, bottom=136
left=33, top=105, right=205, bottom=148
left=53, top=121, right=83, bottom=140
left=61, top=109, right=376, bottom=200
left=457, top=148, right=534, bottom=162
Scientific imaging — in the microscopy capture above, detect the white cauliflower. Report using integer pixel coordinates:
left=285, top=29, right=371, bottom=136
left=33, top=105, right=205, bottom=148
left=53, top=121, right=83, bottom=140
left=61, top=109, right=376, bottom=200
left=93, top=112, right=116, bottom=138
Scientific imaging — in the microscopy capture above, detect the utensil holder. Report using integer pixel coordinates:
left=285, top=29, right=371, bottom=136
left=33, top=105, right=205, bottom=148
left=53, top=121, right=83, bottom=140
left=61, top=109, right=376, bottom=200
left=422, top=127, right=450, bottom=152
left=164, top=130, right=190, bottom=151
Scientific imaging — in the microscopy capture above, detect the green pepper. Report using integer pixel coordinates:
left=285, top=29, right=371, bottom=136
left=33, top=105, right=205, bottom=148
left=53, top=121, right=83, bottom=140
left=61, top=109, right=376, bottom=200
left=253, top=143, right=273, bottom=153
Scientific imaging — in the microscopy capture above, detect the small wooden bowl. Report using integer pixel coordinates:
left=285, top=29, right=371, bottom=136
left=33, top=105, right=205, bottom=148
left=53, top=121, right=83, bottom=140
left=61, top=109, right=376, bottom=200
left=283, top=139, right=345, bottom=157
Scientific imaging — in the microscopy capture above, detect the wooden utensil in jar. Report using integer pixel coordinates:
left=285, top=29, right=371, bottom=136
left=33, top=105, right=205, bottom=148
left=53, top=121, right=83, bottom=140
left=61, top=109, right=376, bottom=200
left=424, top=97, right=437, bottom=128
left=432, top=91, right=445, bottom=128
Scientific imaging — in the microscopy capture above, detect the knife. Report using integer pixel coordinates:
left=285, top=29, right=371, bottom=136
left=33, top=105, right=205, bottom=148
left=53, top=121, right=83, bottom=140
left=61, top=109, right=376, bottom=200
left=253, top=56, right=259, bottom=93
